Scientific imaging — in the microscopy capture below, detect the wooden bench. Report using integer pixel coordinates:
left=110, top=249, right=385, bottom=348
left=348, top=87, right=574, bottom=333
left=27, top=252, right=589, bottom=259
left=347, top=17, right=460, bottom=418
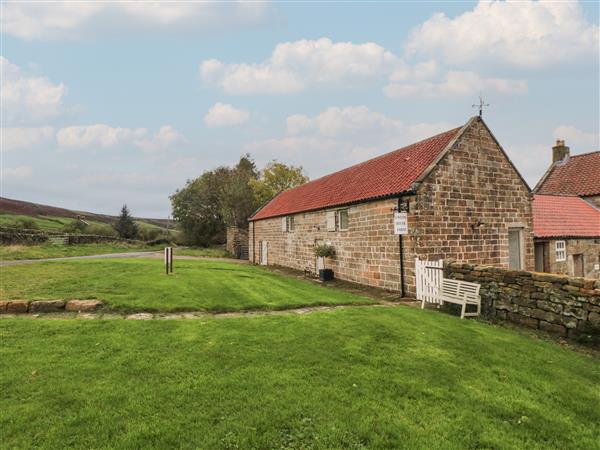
left=434, top=278, right=481, bottom=319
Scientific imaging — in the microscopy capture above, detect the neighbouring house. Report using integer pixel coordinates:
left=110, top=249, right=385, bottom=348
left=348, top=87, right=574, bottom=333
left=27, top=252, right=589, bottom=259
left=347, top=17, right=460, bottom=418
left=532, top=194, right=600, bottom=278
left=248, top=116, right=534, bottom=296
left=532, top=142, right=600, bottom=278
left=534, top=141, right=600, bottom=208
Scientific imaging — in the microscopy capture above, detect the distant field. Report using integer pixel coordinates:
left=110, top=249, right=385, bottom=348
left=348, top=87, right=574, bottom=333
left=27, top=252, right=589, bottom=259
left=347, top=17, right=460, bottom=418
left=0, top=213, right=108, bottom=232
left=0, top=243, right=162, bottom=261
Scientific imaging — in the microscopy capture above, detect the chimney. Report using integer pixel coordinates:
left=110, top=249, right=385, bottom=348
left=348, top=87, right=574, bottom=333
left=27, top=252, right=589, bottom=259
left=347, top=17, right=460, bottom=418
left=552, top=139, right=570, bottom=163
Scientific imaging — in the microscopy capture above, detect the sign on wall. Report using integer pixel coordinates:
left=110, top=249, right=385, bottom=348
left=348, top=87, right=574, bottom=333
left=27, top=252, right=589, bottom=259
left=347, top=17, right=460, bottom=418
left=394, top=212, right=408, bottom=235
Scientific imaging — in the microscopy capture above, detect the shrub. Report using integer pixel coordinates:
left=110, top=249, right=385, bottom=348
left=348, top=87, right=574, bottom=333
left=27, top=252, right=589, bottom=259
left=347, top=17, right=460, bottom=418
left=314, top=244, right=335, bottom=258
left=15, top=218, right=40, bottom=231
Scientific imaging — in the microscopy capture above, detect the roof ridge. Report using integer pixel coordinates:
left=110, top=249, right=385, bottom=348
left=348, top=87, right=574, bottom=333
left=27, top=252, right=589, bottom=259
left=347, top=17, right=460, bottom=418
left=567, top=150, right=600, bottom=158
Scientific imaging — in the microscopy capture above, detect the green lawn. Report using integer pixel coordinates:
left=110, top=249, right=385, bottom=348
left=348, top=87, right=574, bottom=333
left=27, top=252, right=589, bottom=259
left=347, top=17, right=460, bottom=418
left=0, top=258, right=374, bottom=312
left=0, top=243, right=161, bottom=261
left=1, top=308, right=598, bottom=449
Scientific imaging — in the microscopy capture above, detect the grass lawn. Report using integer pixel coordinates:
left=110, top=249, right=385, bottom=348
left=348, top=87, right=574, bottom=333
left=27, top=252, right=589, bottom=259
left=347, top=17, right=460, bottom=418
left=0, top=243, right=162, bottom=261
left=174, top=246, right=231, bottom=258
left=0, top=258, right=374, bottom=312
left=1, top=308, right=598, bottom=449
left=0, top=213, right=108, bottom=232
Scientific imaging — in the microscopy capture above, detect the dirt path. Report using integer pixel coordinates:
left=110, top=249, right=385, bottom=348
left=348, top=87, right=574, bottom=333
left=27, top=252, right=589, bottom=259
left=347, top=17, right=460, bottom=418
left=0, top=301, right=419, bottom=321
left=0, top=252, right=247, bottom=266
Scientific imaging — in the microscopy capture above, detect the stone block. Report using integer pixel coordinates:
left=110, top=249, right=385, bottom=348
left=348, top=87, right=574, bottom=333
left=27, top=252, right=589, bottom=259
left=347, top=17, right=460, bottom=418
left=539, top=321, right=567, bottom=337
left=536, top=300, right=562, bottom=315
left=562, top=306, right=587, bottom=321
left=29, top=300, right=65, bottom=313
left=6, top=301, right=29, bottom=313
left=65, top=300, right=103, bottom=312
left=588, top=312, right=600, bottom=326
left=507, top=312, right=539, bottom=329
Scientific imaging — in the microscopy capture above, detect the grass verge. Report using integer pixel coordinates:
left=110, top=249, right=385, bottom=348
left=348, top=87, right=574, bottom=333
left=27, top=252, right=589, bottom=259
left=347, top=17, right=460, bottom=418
left=0, top=258, right=374, bottom=312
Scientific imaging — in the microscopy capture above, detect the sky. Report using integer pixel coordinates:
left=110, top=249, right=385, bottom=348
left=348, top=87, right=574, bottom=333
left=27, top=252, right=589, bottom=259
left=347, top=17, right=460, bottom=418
left=1, top=1, right=599, bottom=218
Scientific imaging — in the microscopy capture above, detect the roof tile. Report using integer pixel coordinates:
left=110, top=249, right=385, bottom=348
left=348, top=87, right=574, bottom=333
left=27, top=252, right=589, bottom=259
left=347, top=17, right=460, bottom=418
left=536, top=152, right=600, bottom=197
left=533, top=194, right=600, bottom=238
left=250, top=126, right=461, bottom=221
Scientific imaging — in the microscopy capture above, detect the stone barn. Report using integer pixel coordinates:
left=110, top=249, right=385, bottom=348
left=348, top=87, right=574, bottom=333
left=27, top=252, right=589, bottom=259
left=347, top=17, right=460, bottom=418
left=248, top=116, right=534, bottom=296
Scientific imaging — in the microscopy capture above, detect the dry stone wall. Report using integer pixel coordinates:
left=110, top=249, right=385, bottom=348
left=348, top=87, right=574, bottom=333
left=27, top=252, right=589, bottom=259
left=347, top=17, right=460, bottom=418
left=446, top=262, right=600, bottom=337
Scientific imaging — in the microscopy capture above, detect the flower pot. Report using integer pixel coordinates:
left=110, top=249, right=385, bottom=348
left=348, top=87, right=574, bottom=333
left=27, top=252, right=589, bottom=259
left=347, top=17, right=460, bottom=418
left=319, top=269, right=334, bottom=281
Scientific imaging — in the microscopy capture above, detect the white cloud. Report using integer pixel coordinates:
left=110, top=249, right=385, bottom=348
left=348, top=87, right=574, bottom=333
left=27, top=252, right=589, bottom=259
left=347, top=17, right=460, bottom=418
left=134, top=125, right=185, bottom=152
left=385, top=70, right=527, bottom=99
left=200, top=38, right=399, bottom=94
left=2, top=165, right=33, bottom=181
left=553, top=126, right=600, bottom=149
left=405, top=1, right=599, bottom=68
left=2, top=2, right=268, bottom=40
left=56, top=124, right=183, bottom=152
left=1, top=127, right=55, bottom=152
left=204, top=103, right=250, bottom=127
left=248, top=106, right=455, bottom=177
left=1, top=57, right=66, bottom=123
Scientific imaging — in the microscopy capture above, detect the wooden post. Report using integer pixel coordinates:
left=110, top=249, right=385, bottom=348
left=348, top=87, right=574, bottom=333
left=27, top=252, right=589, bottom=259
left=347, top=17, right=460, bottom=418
left=164, top=247, right=173, bottom=275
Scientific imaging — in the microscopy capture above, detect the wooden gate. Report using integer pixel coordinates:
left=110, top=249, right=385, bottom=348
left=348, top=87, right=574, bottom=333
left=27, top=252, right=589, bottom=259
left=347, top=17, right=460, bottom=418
left=415, top=257, right=443, bottom=305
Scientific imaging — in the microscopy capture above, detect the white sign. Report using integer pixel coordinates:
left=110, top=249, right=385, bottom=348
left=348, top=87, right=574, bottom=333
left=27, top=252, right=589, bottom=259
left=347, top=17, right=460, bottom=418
left=394, top=212, right=408, bottom=235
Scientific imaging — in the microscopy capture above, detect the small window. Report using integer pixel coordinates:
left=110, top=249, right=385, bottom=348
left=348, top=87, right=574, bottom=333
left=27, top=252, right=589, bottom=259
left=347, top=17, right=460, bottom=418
left=555, top=241, right=566, bottom=262
left=287, top=216, right=295, bottom=232
left=338, top=209, right=349, bottom=231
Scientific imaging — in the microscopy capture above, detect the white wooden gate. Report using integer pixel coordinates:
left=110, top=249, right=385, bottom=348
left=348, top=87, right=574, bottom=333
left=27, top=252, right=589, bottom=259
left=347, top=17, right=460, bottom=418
left=415, top=257, right=443, bottom=305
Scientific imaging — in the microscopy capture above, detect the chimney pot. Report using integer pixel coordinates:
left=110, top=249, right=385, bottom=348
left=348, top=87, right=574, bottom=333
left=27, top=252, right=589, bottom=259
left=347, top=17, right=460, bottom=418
left=552, top=139, right=570, bottom=163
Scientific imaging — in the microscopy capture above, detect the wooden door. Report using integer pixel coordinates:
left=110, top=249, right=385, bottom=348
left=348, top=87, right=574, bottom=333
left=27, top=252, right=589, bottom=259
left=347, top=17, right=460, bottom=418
left=260, top=241, right=268, bottom=265
left=573, top=254, right=584, bottom=277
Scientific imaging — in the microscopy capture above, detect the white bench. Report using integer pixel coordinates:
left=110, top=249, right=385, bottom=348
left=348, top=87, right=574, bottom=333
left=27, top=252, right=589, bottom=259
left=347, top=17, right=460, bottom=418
left=421, top=278, right=481, bottom=319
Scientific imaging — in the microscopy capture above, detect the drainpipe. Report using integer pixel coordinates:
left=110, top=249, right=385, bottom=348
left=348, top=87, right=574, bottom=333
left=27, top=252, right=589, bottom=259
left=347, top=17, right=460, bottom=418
left=397, top=197, right=408, bottom=298
left=252, top=221, right=256, bottom=264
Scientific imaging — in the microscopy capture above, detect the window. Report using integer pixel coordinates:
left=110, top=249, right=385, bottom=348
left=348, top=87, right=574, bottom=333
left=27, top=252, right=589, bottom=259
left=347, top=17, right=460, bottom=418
left=282, top=216, right=295, bottom=232
left=555, top=241, right=566, bottom=262
left=338, top=209, right=349, bottom=231
left=326, top=209, right=349, bottom=231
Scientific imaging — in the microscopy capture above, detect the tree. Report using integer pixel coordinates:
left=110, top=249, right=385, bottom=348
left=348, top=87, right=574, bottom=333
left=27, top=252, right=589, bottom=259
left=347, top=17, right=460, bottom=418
left=170, top=169, right=227, bottom=246
left=219, top=155, right=259, bottom=229
left=250, top=161, right=309, bottom=206
left=114, top=205, right=138, bottom=239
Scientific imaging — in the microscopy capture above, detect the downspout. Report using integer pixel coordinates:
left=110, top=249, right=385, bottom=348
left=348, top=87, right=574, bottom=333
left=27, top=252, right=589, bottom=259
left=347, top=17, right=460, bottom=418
left=252, top=221, right=256, bottom=264
left=397, top=197, right=407, bottom=298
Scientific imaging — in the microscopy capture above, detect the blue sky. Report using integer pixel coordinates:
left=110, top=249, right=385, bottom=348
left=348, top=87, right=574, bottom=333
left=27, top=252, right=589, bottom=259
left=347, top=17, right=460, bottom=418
left=2, top=1, right=599, bottom=218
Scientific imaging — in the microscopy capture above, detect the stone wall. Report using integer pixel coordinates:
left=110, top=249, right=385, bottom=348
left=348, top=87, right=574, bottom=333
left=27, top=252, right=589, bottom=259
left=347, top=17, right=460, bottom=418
left=226, top=227, right=249, bottom=259
left=411, top=118, right=534, bottom=272
left=536, top=238, right=600, bottom=279
left=249, top=198, right=404, bottom=292
left=446, top=261, right=600, bottom=337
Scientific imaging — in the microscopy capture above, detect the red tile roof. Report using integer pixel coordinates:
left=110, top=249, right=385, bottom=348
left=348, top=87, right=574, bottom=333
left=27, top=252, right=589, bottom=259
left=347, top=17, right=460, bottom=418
left=533, top=194, right=600, bottom=238
left=250, top=126, right=462, bottom=221
left=536, top=151, right=600, bottom=197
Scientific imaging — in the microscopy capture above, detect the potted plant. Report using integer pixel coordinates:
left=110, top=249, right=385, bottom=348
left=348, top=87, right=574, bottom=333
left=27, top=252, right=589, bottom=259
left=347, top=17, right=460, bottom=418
left=314, top=244, right=335, bottom=281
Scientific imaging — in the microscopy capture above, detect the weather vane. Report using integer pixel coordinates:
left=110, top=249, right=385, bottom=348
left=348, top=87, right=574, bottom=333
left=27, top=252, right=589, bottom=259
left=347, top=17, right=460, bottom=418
left=472, top=93, right=489, bottom=117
